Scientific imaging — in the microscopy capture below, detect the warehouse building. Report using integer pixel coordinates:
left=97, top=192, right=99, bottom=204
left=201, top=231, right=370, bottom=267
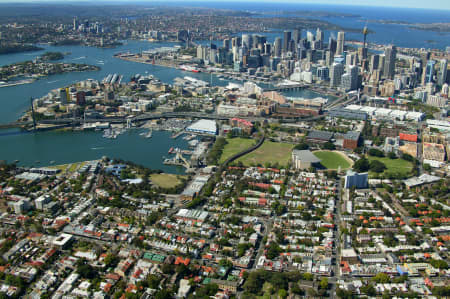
left=307, top=130, right=334, bottom=143
left=292, top=150, right=321, bottom=170
left=186, top=119, right=217, bottom=135
left=175, top=209, right=209, bottom=224
left=328, top=108, right=368, bottom=120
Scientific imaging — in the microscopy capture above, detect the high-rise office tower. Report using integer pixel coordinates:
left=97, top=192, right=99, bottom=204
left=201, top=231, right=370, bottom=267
left=252, top=34, right=261, bottom=49
left=438, top=59, right=448, bottom=85
left=346, top=53, right=356, bottom=66
left=336, top=31, right=345, bottom=55
left=73, top=17, right=78, bottom=31
left=242, top=34, right=252, bottom=50
left=274, top=37, right=282, bottom=57
left=315, top=28, right=324, bottom=50
left=341, top=65, right=359, bottom=91
left=292, top=29, right=301, bottom=45
left=264, top=43, right=271, bottom=56
left=328, top=37, right=337, bottom=54
left=325, top=51, right=334, bottom=66
left=383, top=45, right=397, bottom=79
left=223, top=39, right=231, bottom=50
left=330, top=63, right=345, bottom=88
left=370, top=54, right=380, bottom=73
left=316, top=28, right=324, bottom=42
left=425, top=60, right=436, bottom=83
left=306, top=31, right=315, bottom=43
left=283, top=31, right=291, bottom=53
left=378, top=55, right=385, bottom=71
left=231, top=37, right=241, bottom=48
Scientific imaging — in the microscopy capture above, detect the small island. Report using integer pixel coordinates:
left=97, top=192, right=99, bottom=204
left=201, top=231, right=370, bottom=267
left=40, top=51, right=66, bottom=61
left=0, top=59, right=100, bottom=83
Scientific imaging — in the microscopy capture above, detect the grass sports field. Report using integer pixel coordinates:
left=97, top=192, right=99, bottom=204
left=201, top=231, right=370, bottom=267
left=219, top=138, right=256, bottom=164
left=368, top=156, right=413, bottom=177
left=313, top=151, right=352, bottom=170
left=236, top=141, right=294, bottom=167
left=150, top=173, right=184, bottom=189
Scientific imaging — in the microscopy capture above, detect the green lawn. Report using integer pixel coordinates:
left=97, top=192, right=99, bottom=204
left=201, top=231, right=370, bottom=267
left=150, top=173, right=184, bottom=189
left=236, top=141, right=294, bottom=167
left=49, top=161, right=85, bottom=174
left=219, top=138, right=256, bottom=164
left=368, top=156, right=413, bottom=177
left=313, top=151, right=352, bottom=170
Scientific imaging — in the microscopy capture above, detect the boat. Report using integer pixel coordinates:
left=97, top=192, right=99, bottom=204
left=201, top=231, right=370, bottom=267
left=171, top=131, right=183, bottom=139
left=179, top=65, right=201, bottom=73
left=168, top=147, right=174, bottom=154
left=145, top=129, right=153, bottom=138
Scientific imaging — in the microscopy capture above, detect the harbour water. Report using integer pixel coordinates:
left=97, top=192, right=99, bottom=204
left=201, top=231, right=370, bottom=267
left=0, top=129, right=190, bottom=174
left=0, top=4, right=446, bottom=171
left=0, top=40, right=326, bottom=171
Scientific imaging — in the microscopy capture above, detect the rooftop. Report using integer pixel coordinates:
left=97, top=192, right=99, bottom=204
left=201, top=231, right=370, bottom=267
left=307, top=130, right=334, bottom=141
left=292, top=150, right=321, bottom=163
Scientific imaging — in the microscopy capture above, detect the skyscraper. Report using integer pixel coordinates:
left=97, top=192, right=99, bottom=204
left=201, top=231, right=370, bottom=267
left=341, top=65, right=359, bottom=91
left=370, top=54, right=380, bottom=73
left=383, top=45, right=397, bottom=79
left=306, top=31, right=315, bottom=43
left=223, top=39, right=231, bottom=50
left=231, top=37, right=241, bottom=48
left=264, top=43, right=271, bottom=56
left=292, top=29, right=301, bottom=45
left=336, top=31, right=345, bottom=55
left=283, top=31, right=291, bottom=53
left=316, top=28, right=324, bottom=42
left=274, top=37, right=282, bottom=57
left=73, top=17, right=78, bottom=31
left=438, top=59, right=448, bottom=86
left=330, top=63, right=345, bottom=88
left=242, top=34, right=252, bottom=50
left=315, top=29, right=323, bottom=50
left=425, top=60, right=436, bottom=83
left=328, top=37, right=337, bottom=54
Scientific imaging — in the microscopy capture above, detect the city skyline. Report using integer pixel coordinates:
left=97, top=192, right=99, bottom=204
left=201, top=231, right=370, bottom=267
left=0, top=0, right=449, bottom=11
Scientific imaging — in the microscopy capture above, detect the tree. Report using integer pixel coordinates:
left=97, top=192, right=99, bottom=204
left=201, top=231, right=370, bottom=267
left=196, top=283, right=219, bottom=297
left=430, top=259, right=448, bottom=269
left=387, top=151, right=397, bottom=159
left=323, top=142, right=336, bottom=150
left=302, top=273, right=314, bottom=281
left=294, top=142, right=309, bottom=150
left=266, top=242, right=281, bottom=260
left=360, top=284, right=376, bottom=296
left=219, top=259, right=233, bottom=268
left=278, top=289, right=287, bottom=299
left=401, top=153, right=414, bottom=162
left=104, top=253, right=119, bottom=268
left=291, top=284, right=304, bottom=295
left=320, top=277, right=329, bottom=290
left=372, top=273, right=390, bottom=283
left=77, top=263, right=96, bottom=279
left=423, top=163, right=432, bottom=172
left=368, top=148, right=384, bottom=157
left=353, top=157, right=370, bottom=172
left=337, top=288, right=354, bottom=299
left=370, top=160, right=387, bottom=173
left=155, top=289, right=172, bottom=299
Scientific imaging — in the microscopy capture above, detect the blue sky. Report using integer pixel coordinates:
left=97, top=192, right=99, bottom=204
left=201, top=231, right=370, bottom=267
left=0, top=0, right=448, bottom=10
